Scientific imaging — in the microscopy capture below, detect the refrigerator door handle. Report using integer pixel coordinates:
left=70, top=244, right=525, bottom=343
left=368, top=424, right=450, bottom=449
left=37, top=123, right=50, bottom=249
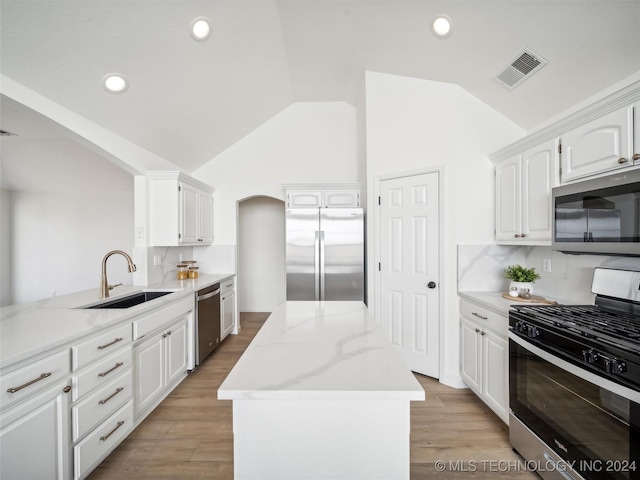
left=319, top=230, right=325, bottom=300
left=314, top=231, right=321, bottom=300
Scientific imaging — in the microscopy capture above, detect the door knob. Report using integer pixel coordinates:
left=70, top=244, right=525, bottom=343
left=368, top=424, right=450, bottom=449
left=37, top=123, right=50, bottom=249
left=427, top=281, right=437, bottom=289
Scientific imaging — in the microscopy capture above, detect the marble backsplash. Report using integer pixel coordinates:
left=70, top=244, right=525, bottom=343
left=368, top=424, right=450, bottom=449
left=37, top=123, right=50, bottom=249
left=458, top=244, right=640, bottom=304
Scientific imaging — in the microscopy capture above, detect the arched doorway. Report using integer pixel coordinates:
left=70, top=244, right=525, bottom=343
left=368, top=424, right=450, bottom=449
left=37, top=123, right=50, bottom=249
left=237, top=196, right=285, bottom=312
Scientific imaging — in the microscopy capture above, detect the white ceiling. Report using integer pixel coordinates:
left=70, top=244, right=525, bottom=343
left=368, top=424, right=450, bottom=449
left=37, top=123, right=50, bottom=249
left=2, top=0, right=640, bottom=185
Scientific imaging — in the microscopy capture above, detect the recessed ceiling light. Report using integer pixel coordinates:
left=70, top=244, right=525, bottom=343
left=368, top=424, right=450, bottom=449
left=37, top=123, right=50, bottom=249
left=432, top=14, right=453, bottom=38
left=190, top=17, right=211, bottom=41
left=102, top=74, right=128, bottom=94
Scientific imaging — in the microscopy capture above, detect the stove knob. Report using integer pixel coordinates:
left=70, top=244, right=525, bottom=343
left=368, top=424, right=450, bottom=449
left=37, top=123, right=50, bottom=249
left=582, top=349, right=599, bottom=364
left=527, top=326, right=541, bottom=338
left=515, top=321, right=528, bottom=334
left=605, top=358, right=627, bottom=375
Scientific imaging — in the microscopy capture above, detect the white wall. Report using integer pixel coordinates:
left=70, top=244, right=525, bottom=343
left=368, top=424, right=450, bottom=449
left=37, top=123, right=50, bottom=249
left=238, top=196, right=285, bottom=312
left=193, top=102, right=359, bottom=246
left=365, top=71, right=525, bottom=387
left=11, top=189, right=134, bottom=303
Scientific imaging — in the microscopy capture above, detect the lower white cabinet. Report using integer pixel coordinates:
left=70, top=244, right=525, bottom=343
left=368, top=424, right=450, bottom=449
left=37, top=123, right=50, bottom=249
left=221, top=278, right=236, bottom=340
left=0, top=380, right=71, bottom=480
left=459, top=299, right=509, bottom=424
left=134, top=315, right=188, bottom=419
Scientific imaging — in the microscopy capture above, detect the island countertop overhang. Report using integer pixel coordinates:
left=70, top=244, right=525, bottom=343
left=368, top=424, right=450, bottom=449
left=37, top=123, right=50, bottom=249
left=218, top=301, right=425, bottom=401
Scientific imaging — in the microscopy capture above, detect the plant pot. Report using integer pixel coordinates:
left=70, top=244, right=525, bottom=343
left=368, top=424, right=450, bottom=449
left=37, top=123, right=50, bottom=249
left=509, top=281, right=533, bottom=296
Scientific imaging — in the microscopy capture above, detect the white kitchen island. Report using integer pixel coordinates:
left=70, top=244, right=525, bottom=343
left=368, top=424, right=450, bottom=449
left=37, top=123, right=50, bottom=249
left=218, top=301, right=425, bottom=480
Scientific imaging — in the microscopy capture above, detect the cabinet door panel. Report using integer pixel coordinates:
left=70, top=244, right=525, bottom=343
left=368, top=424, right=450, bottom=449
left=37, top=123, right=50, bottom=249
left=0, top=381, right=70, bottom=480
left=134, top=336, right=164, bottom=415
left=561, top=106, right=632, bottom=182
left=495, top=157, right=521, bottom=241
left=460, top=319, right=481, bottom=393
left=199, top=193, right=214, bottom=243
left=482, top=330, right=509, bottom=422
left=180, top=183, right=199, bottom=244
left=166, top=318, right=188, bottom=386
left=522, top=140, right=556, bottom=241
left=221, top=291, right=235, bottom=340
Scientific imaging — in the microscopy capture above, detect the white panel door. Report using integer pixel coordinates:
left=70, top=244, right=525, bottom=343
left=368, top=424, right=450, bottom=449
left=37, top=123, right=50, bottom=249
left=179, top=183, right=199, bottom=244
left=379, top=172, right=440, bottom=377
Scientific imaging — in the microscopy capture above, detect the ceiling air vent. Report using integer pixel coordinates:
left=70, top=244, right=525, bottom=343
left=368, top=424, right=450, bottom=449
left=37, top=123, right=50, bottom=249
left=495, top=48, right=548, bottom=90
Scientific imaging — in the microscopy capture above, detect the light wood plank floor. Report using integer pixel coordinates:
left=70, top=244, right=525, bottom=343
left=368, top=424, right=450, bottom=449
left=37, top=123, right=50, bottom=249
left=89, top=312, right=536, bottom=480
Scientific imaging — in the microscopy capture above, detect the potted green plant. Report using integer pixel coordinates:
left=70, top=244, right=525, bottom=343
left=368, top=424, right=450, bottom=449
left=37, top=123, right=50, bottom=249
left=504, top=264, right=541, bottom=296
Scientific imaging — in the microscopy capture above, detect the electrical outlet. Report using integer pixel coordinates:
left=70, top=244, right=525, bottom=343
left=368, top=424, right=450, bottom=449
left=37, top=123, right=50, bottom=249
left=543, top=259, right=552, bottom=273
left=51, top=290, right=57, bottom=297
left=153, top=255, right=162, bottom=266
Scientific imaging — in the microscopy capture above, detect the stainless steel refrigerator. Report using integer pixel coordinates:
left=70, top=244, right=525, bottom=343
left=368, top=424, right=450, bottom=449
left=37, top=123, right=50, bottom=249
left=286, top=208, right=364, bottom=301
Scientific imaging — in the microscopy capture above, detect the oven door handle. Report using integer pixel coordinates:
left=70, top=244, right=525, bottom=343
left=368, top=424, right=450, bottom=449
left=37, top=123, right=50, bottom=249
left=509, top=331, right=640, bottom=403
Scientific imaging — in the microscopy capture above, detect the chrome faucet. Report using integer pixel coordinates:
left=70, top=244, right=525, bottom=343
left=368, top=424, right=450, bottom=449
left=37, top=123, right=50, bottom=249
left=99, top=250, right=137, bottom=299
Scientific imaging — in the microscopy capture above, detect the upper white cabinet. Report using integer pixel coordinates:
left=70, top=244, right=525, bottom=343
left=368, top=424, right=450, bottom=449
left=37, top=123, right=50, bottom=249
left=495, top=139, right=557, bottom=244
left=284, top=184, right=361, bottom=208
left=560, top=105, right=636, bottom=183
left=138, top=172, right=215, bottom=246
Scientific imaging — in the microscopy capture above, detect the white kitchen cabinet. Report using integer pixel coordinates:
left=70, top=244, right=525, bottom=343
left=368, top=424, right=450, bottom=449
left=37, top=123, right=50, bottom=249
left=134, top=315, right=188, bottom=419
left=459, top=299, right=508, bottom=424
left=0, top=380, right=71, bottom=480
left=221, top=277, right=236, bottom=340
left=143, top=172, right=215, bottom=246
left=495, top=138, right=557, bottom=244
left=560, top=105, right=636, bottom=183
left=284, top=184, right=361, bottom=208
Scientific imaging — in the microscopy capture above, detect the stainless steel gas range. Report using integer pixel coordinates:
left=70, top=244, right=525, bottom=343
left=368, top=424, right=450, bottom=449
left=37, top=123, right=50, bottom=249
left=508, top=268, right=640, bottom=480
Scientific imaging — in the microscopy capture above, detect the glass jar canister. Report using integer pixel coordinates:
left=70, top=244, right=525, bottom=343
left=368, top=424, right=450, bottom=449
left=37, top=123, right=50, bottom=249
left=177, top=264, right=189, bottom=280
left=188, top=267, right=199, bottom=279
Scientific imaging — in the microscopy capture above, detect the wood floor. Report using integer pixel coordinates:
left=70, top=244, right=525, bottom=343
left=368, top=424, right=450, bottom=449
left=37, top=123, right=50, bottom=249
left=89, top=312, right=537, bottom=480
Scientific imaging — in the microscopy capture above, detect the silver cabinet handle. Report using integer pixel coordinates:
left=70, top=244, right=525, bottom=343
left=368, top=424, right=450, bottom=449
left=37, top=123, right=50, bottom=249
left=225, top=283, right=233, bottom=288
left=475, top=328, right=480, bottom=333
left=633, top=153, right=640, bottom=161
left=472, top=312, right=488, bottom=320
left=480, top=331, right=486, bottom=336
left=618, top=157, right=628, bottom=164
left=99, top=387, right=124, bottom=405
left=98, top=362, right=124, bottom=378
left=97, top=338, right=123, bottom=350
left=100, top=421, right=125, bottom=441
left=7, top=372, right=51, bottom=393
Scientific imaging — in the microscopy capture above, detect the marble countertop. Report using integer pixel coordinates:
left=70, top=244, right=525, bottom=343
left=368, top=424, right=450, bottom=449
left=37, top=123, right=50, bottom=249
left=0, top=273, right=234, bottom=369
left=218, top=301, right=425, bottom=402
left=458, top=291, right=571, bottom=317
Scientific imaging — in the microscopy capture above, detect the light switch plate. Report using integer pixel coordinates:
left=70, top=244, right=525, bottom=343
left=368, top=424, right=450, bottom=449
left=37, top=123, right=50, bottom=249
left=543, top=259, right=552, bottom=273
left=153, top=255, right=162, bottom=266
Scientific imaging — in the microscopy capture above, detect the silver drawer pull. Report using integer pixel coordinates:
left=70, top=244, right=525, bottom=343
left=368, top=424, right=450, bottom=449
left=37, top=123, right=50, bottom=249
left=98, top=362, right=124, bottom=378
left=97, top=337, right=123, bottom=350
left=7, top=372, right=52, bottom=393
left=99, top=387, right=124, bottom=405
left=472, top=312, right=488, bottom=320
left=100, top=421, right=124, bottom=442
left=225, top=283, right=233, bottom=288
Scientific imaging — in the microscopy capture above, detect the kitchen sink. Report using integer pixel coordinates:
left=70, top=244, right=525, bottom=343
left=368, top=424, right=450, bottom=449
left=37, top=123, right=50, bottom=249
left=84, top=291, right=174, bottom=309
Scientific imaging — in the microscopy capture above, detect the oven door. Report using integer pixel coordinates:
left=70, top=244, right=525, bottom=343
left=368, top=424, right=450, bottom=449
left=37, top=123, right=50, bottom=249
left=509, top=333, right=640, bottom=480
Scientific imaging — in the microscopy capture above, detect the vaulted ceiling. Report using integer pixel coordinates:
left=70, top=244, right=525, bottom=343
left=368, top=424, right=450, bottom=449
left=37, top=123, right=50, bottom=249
left=2, top=0, right=640, bottom=185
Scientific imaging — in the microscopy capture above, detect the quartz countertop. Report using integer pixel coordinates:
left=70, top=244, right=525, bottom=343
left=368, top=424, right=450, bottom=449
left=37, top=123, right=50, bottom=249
left=458, top=291, right=570, bottom=317
left=0, top=273, right=234, bottom=369
left=218, top=301, right=425, bottom=401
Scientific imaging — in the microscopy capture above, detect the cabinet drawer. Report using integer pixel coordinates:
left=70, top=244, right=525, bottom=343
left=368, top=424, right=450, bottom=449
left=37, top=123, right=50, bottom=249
left=133, top=295, right=193, bottom=340
left=72, top=370, right=132, bottom=441
left=72, top=347, right=132, bottom=402
left=220, top=278, right=235, bottom=295
left=0, top=349, right=70, bottom=409
left=74, top=400, right=133, bottom=480
left=73, top=324, right=132, bottom=371
left=460, top=300, right=507, bottom=335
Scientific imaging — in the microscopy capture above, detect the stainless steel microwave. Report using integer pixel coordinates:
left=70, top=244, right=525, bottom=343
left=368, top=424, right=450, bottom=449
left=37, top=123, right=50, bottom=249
left=552, top=168, right=640, bottom=256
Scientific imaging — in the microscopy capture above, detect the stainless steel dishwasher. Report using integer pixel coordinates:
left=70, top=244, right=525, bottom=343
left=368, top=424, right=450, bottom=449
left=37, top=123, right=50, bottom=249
left=195, top=283, right=221, bottom=365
